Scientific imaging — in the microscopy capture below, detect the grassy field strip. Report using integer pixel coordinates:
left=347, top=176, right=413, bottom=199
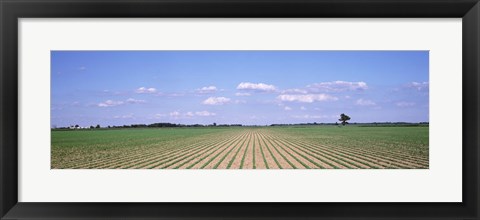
left=262, top=130, right=346, bottom=169
left=123, top=132, right=238, bottom=169
left=295, top=136, right=429, bottom=166
left=256, top=132, right=271, bottom=169
left=313, top=143, right=426, bottom=168
left=149, top=132, right=243, bottom=169
left=242, top=131, right=255, bottom=169
left=277, top=136, right=391, bottom=169
left=263, top=134, right=298, bottom=169
left=268, top=132, right=374, bottom=169
left=53, top=134, right=210, bottom=167
left=364, top=140, right=428, bottom=157
left=218, top=132, right=250, bottom=169
left=238, top=132, right=253, bottom=169
left=203, top=131, right=250, bottom=169
left=275, top=137, right=355, bottom=169
left=229, top=132, right=252, bottom=169
left=280, top=140, right=384, bottom=169
left=252, top=132, right=256, bottom=169
left=333, top=144, right=429, bottom=167
left=163, top=131, right=247, bottom=169
left=66, top=145, right=165, bottom=168
left=265, top=133, right=316, bottom=169
left=78, top=138, right=213, bottom=169
left=267, top=131, right=395, bottom=168
left=62, top=133, right=222, bottom=168
left=185, top=131, right=249, bottom=169
left=260, top=133, right=291, bottom=169
left=51, top=127, right=429, bottom=169
left=112, top=136, right=228, bottom=169
left=52, top=129, right=236, bottom=168
left=263, top=131, right=361, bottom=169
left=253, top=132, right=267, bottom=169
left=289, top=135, right=429, bottom=163
left=92, top=134, right=228, bottom=169
left=288, top=136, right=427, bottom=168
left=274, top=128, right=428, bottom=162
left=262, top=132, right=335, bottom=169
left=258, top=134, right=281, bottom=169
left=55, top=144, right=157, bottom=168
left=269, top=134, right=351, bottom=169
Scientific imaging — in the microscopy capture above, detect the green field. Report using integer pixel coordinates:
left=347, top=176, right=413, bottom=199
left=51, top=125, right=429, bottom=169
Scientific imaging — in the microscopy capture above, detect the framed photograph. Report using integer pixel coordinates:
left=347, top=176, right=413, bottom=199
left=1, top=0, right=479, bottom=219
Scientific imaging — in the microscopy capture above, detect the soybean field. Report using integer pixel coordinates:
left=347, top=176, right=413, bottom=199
left=51, top=126, right=429, bottom=169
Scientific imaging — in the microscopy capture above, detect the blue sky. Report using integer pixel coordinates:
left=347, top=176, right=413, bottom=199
left=51, top=51, right=428, bottom=127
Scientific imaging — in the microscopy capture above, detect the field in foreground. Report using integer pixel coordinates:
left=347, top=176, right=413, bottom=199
left=51, top=126, right=429, bottom=169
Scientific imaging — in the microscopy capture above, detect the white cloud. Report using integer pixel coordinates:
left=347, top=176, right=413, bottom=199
left=234, top=100, right=247, bottom=104
left=408, top=82, right=429, bottom=91
left=281, top=88, right=308, bottom=94
left=300, top=106, right=307, bottom=110
left=308, top=81, right=368, bottom=92
left=195, top=111, right=216, bottom=116
left=135, top=87, right=157, bottom=94
left=277, top=94, right=338, bottom=103
left=174, top=111, right=217, bottom=118
left=236, top=82, right=276, bottom=92
left=202, top=97, right=231, bottom=105
left=97, top=100, right=124, bottom=107
left=356, top=99, right=376, bottom=106
left=396, top=101, right=415, bottom=107
left=126, top=98, right=146, bottom=104
left=235, top=92, right=251, bottom=96
left=284, top=106, right=292, bottom=111
left=196, top=86, right=217, bottom=94
left=170, top=111, right=181, bottom=117
left=154, top=113, right=167, bottom=118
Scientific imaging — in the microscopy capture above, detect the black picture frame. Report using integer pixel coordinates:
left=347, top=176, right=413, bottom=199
left=1, top=0, right=479, bottom=219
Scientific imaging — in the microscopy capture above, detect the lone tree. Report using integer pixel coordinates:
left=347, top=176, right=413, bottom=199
left=339, top=113, right=351, bottom=126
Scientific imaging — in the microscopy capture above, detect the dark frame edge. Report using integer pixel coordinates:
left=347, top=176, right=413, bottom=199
left=463, top=2, right=480, bottom=219
left=1, top=0, right=19, bottom=219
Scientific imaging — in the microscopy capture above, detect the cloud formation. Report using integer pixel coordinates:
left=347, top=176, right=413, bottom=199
left=195, top=111, right=216, bottom=116
left=202, top=97, right=231, bottom=105
left=237, top=82, right=276, bottom=92
left=356, top=99, right=376, bottom=106
left=235, top=92, right=251, bottom=96
left=136, top=87, right=157, bottom=94
left=281, top=88, right=308, bottom=94
left=97, top=100, right=124, bottom=107
left=408, top=82, right=429, bottom=91
left=277, top=94, right=338, bottom=103
left=170, top=111, right=181, bottom=117
left=196, top=86, right=217, bottom=94
left=308, top=81, right=368, bottom=92
left=126, top=98, right=146, bottom=104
